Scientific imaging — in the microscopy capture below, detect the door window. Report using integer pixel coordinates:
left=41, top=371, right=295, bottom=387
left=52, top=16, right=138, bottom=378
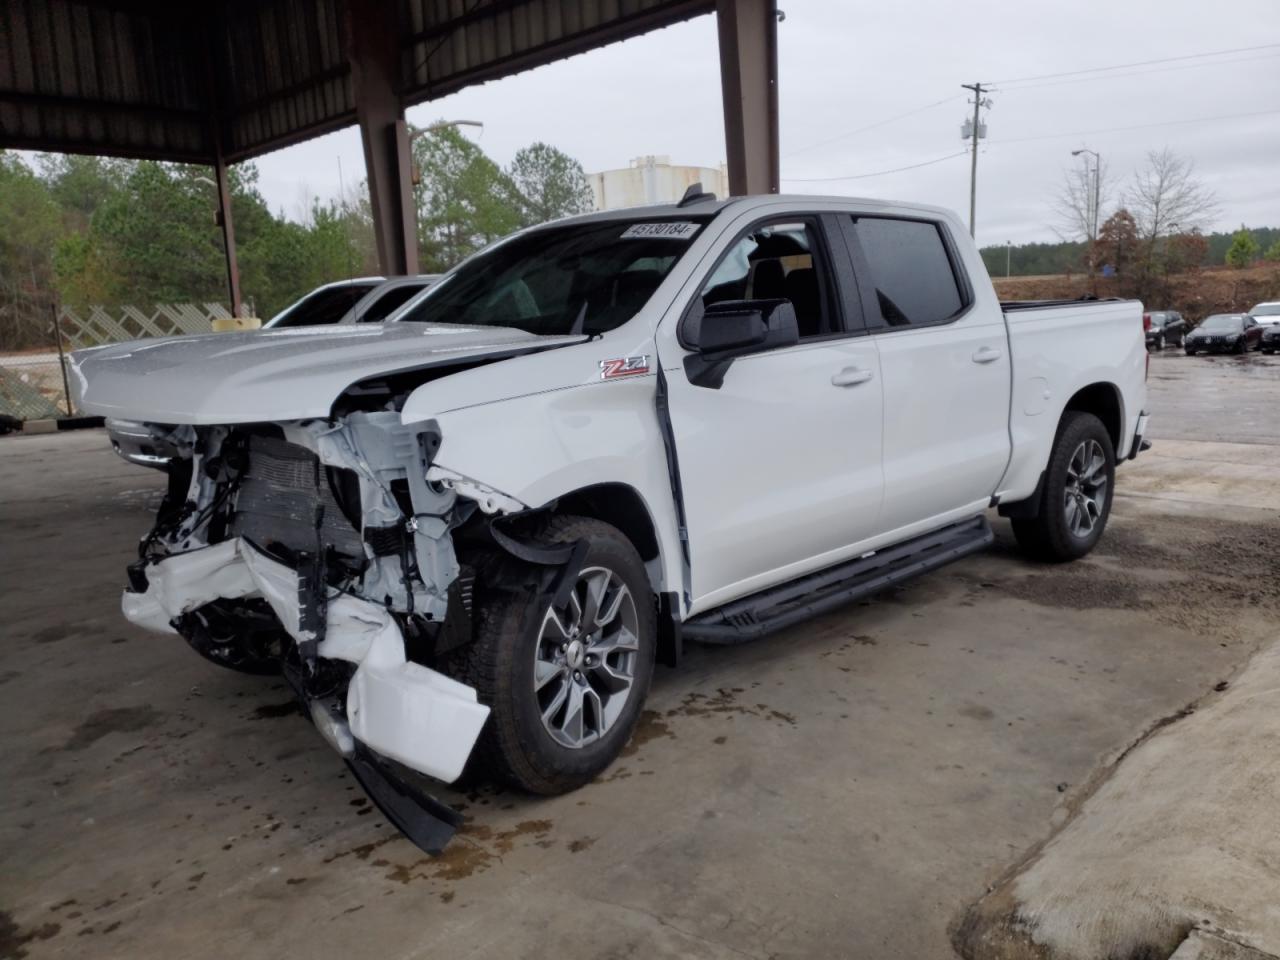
left=698, top=220, right=835, bottom=340
left=849, top=217, right=967, bottom=328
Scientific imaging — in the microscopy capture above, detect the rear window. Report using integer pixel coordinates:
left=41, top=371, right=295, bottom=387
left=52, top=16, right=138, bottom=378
left=850, top=217, right=965, bottom=327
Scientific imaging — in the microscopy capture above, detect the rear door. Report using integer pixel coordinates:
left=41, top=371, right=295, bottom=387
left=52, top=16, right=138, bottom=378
left=660, top=213, right=885, bottom=613
left=838, top=214, right=1011, bottom=535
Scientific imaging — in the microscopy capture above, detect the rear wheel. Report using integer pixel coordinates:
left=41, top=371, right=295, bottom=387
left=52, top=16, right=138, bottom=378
left=446, top=516, right=656, bottom=794
left=1011, top=412, right=1115, bottom=563
left=1155, top=332, right=1165, bottom=350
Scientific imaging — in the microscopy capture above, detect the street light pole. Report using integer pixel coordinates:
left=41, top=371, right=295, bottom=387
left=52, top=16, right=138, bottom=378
left=408, top=119, right=484, bottom=143
left=1006, top=240, right=1012, bottom=278
left=1071, top=148, right=1101, bottom=241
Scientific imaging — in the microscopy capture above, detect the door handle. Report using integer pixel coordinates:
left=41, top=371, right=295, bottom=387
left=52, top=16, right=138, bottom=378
left=831, top=366, right=874, bottom=387
left=972, top=346, right=1003, bottom=364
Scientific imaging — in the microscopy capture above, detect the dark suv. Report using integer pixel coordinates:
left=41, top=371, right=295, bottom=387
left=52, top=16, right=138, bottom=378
left=1145, top=311, right=1185, bottom=349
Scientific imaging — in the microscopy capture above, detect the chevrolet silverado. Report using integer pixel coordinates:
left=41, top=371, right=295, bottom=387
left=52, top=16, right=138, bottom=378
left=69, top=192, right=1150, bottom=852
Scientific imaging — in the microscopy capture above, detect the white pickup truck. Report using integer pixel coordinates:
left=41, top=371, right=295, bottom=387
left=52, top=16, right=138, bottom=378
left=70, top=192, right=1150, bottom=852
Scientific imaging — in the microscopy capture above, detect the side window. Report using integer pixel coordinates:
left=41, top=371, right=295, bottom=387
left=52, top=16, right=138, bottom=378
left=851, top=217, right=966, bottom=328
left=356, top=284, right=424, bottom=323
left=698, top=220, right=834, bottom=340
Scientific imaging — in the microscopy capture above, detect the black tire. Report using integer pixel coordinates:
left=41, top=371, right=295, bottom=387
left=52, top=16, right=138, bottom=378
left=1236, top=338, right=1248, bottom=354
left=1155, top=333, right=1165, bottom=350
left=445, top=516, right=656, bottom=794
left=1011, top=411, right=1116, bottom=563
left=1185, top=347, right=1196, bottom=356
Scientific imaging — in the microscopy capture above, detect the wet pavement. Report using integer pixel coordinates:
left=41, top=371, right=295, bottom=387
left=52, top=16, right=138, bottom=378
left=2, top=351, right=1279, bottom=960
left=1147, top=348, right=1280, bottom=445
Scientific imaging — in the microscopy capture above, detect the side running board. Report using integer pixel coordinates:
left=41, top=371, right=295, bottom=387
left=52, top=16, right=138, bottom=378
left=683, top=516, right=993, bottom=645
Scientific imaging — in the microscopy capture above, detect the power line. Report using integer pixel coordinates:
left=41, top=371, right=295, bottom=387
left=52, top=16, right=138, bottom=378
left=782, top=150, right=968, bottom=183
left=988, top=41, right=1280, bottom=86
left=987, top=107, right=1280, bottom=146
left=784, top=95, right=963, bottom=158
left=997, top=51, right=1280, bottom=92
left=781, top=107, right=1279, bottom=185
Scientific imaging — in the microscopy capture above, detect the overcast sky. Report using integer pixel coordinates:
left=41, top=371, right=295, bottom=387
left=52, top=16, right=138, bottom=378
left=251, top=0, right=1280, bottom=247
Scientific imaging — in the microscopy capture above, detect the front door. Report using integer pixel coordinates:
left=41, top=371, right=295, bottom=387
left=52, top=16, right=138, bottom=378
left=659, top=215, right=885, bottom=614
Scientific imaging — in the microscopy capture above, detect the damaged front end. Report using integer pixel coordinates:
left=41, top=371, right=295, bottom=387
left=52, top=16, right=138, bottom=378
left=123, top=412, right=494, bottom=853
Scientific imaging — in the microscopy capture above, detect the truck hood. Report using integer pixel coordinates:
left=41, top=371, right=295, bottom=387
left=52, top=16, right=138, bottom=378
left=69, top=323, right=586, bottom=425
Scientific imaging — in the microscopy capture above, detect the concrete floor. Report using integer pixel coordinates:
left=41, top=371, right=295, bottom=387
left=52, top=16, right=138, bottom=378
left=2, top=350, right=1278, bottom=960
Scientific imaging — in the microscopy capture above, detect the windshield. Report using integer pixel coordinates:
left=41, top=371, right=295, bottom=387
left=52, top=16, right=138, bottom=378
left=397, top=219, right=709, bottom=336
left=1199, top=315, right=1243, bottom=332
left=1250, top=303, right=1280, bottom=317
left=266, top=283, right=379, bottom=328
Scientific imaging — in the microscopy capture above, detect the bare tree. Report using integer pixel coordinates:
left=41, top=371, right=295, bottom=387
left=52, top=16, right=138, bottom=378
left=1052, top=158, right=1115, bottom=244
left=1126, top=148, right=1219, bottom=247
left=1125, top=148, right=1219, bottom=298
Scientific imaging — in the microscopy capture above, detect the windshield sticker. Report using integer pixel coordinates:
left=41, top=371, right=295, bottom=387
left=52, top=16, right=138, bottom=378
left=620, top=222, right=700, bottom=240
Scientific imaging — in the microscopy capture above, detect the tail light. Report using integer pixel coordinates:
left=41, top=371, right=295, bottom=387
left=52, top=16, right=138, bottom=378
left=1143, top=312, right=1151, bottom=331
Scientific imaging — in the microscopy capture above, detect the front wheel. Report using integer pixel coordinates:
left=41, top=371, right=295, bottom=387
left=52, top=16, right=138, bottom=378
left=1155, top=333, right=1165, bottom=350
left=1185, top=347, right=1196, bottom=356
left=446, top=516, right=656, bottom=794
left=1011, top=411, right=1116, bottom=563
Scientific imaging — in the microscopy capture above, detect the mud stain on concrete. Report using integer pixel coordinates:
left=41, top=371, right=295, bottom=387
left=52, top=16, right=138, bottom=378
left=61, top=705, right=162, bottom=751
left=0, top=910, right=60, bottom=959
left=620, top=709, right=676, bottom=757
left=380, top=818, right=556, bottom=885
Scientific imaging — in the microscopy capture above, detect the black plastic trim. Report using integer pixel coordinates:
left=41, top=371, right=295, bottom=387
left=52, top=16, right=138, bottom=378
left=996, top=471, right=1047, bottom=519
left=684, top=516, right=993, bottom=644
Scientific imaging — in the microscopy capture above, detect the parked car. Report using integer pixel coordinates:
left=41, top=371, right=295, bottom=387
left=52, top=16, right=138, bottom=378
left=1144, top=310, right=1185, bottom=349
left=1262, top=324, right=1280, bottom=355
left=104, top=276, right=440, bottom=467
left=69, top=194, right=1149, bottom=854
left=1247, top=301, right=1280, bottom=354
left=1184, top=314, right=1263, bottom=354
left=1249, top=301, right=1280, bottom=333
left=263, top=275, right=440, bottom=329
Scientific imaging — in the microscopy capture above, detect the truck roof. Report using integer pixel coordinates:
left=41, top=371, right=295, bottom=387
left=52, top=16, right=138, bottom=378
left=549, top=193, right=960, bottom=230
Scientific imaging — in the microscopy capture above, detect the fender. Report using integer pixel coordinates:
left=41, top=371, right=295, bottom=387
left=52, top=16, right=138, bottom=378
left=404, top=365, right=684, bottom=602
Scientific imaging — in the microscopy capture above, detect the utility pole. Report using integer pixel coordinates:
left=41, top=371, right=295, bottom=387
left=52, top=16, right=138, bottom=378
left=1005, top=240, right=1012, bottom=278
left=961, top=82, right=990, bottom=238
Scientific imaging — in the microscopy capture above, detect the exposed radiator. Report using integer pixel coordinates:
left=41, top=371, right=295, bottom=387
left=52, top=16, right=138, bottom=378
left=232, top=435, right=364, bottom=562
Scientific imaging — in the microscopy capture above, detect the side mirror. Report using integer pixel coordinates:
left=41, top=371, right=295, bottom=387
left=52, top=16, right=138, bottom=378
left=683, top=299, right=800, bottom=388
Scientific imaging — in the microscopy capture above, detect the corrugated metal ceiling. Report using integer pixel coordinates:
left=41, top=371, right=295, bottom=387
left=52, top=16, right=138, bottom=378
left=0, top=0, right=714, bottom=164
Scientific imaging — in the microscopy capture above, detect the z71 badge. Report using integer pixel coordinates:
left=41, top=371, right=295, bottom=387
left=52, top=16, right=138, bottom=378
left=599, top=356, right=650, bottom=380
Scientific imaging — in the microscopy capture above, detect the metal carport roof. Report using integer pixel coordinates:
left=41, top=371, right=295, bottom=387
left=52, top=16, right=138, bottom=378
left=0, top=0, right=717, bottom=164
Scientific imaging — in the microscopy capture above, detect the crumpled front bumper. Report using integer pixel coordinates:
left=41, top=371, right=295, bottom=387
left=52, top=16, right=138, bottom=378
left=123, top=539, right=490, bottom=785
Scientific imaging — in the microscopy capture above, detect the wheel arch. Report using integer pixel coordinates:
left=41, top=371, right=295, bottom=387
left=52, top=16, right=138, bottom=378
left=1062, top=381, right=1124, bottom=453
left=545, top=482, right=662, bottom=567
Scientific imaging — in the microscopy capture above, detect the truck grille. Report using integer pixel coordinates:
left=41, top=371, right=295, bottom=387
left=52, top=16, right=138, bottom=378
left=232, top=435, right=364, bottom=563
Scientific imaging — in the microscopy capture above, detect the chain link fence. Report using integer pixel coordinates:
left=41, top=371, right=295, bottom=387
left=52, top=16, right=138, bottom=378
left=0, top=303, right=230, bottom=426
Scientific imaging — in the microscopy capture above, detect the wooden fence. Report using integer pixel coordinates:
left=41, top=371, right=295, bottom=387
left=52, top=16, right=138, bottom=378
left=58, top=303, right=232, bottom=349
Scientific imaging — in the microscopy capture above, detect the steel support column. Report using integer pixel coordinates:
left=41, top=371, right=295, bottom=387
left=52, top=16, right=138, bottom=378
left=716, top=0, right=779, bottom=196
left=212, top=149, right=243, bottom=319
left=345, top=0, right=418, bottom=276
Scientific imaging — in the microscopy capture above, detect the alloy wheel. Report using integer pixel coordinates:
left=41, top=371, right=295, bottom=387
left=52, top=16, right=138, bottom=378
left=1063, top=439, right=1108, bottom=539
left=533, top=566, right=640, bottom=749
